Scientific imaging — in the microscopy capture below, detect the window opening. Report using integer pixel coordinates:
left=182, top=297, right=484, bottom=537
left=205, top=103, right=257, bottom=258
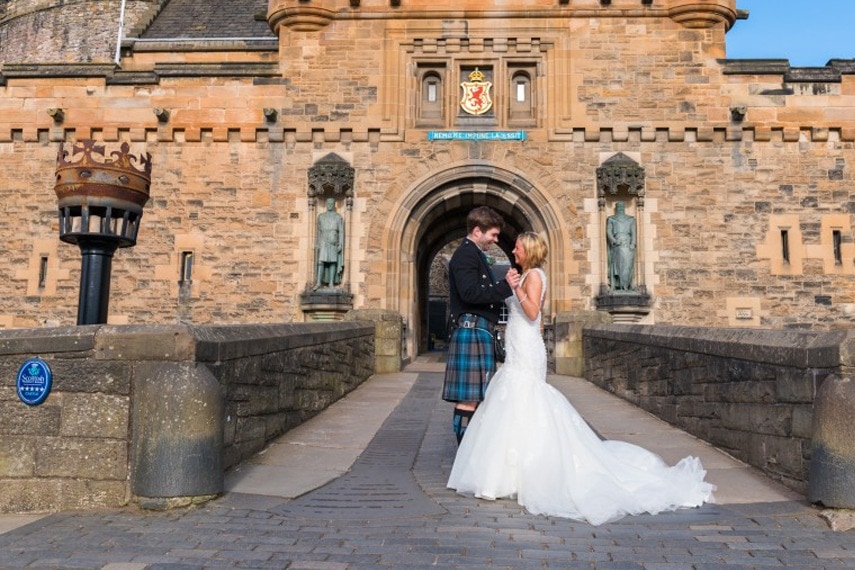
left=833, top=230, right=842, bottom=265
left=516, top=80, right=526, bottom=102
left=38, top=256, right=48, bottom=289
left=180, top=251, right=193, bottom=283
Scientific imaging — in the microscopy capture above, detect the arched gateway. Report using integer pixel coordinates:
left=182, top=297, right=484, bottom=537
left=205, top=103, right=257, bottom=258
left=383, top=161, right=568, bottom=359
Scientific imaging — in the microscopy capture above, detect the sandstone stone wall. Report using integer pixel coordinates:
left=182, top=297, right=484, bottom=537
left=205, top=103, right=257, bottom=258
left=583, top=324, right=854, bottom=492
left=0, top=4, right=852, bottom=348
left=0, top=123, right=850, bottom=330
left=0, top=321, right=374, bottom=513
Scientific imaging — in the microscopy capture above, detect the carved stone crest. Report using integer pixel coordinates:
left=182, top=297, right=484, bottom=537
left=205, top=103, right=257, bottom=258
left=460, top=68, right=493, bottom=115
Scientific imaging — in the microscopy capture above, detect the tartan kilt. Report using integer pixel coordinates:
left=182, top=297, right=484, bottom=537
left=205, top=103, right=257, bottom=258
left=442, top=323, right=496, bottom=403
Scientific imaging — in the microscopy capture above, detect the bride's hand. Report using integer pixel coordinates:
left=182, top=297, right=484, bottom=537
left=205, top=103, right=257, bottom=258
left=506, top=269, right=520, bottom=290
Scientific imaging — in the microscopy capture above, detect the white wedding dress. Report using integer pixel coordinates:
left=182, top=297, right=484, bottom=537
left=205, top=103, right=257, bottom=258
left=447, top=269, right=715, bottom=525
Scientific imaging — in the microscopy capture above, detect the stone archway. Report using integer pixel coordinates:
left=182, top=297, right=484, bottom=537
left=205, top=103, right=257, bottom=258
left=383, top=161, right=567, bottom=359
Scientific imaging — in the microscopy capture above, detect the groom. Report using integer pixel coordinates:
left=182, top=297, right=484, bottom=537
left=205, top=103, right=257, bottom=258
left=443, top=206, right=520, bottom=443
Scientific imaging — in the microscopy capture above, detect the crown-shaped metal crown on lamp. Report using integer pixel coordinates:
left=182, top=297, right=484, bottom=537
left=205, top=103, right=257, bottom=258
left=55, top=139, right=152, bottom=212
left=468, top=68, right=486, bottom=82
left=54, top=139, right=153, bottom=248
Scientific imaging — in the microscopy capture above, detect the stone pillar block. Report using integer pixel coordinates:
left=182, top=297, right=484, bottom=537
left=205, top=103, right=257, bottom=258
left=131, top=362, right=224, bottom=502
left=553, top=310, right=611, bottom=377
left=345, top=309, right=402, bottom=373
left=809, top=372, right=855, bottom=508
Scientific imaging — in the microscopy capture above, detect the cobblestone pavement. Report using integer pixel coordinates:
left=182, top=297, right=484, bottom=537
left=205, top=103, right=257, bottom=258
left=1, top=371, right=854, bottom=569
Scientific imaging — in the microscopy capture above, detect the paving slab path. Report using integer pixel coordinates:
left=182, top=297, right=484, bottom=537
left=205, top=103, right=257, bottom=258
left=1, top=354, right=853, bottom=569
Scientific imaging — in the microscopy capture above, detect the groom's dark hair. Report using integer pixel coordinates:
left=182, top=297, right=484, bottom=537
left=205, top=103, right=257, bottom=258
left=467, top=206, right=504, bottom=234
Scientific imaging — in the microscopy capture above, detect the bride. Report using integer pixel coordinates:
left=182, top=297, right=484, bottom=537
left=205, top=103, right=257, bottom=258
left=447, top=232, right=715, bottom=525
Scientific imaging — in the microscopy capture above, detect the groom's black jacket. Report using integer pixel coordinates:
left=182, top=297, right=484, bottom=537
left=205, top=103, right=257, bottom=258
left=448, top=238, right=513, bottom=325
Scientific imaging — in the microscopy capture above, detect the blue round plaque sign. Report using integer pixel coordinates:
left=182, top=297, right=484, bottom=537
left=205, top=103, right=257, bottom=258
left=16, top=358, right=53, bottom=406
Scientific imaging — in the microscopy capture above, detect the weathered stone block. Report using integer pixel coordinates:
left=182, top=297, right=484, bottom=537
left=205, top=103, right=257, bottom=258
left=60, top=479, right=129, bottom=511
left=0, top=437, right=35, bottom=477
left=720, top=403, right=793, bottom=436
left=60, top=393, right=129, bottom=439
left=775, top=369, right=820, bottom=403
left=36, top=438, right=128, bottom=480
left=810, top=373, right=855, bottom=508
left=233, top=416, right=266, bottom=444
left=749, top=434, right=808, bottom=482
left=295, top=388, right=333, bottom=412
left=131, top=362, right=224, bottom=498
left=95, top=325, right=196, bottom=362
left=48, top=360, right=132, bottom=395
left=0, top=326, right=95, bottom=356
left=0, top=402, right=61, bottom=436
left=839, top=332, right=855, bottom=367
left=345, top=310, right=399, bottom=372
left=706, top=379, right=777, bottom=404
left=234, top=386, right=280, bottom=417
left=263, top=414, right=289, bottom=441
left=232, top=358, right=266, bottom=386
left=375, top=320, right=401, bottom=340
left=0, top=479, right=65, bottom=513
left=375, top=337, right=400, bottom=357
left=791, top=404, right=814, bottom=439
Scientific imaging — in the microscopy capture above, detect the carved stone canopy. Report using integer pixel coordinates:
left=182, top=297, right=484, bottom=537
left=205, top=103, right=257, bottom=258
left=596, top=152, right=645, bottom=198
left=308, top=153, right=354, bottom=198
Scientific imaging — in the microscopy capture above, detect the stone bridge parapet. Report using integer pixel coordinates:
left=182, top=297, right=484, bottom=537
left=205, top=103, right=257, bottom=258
left=584, top=324, right=855, bottom=496
left=0, top=321, right=374, bottom=513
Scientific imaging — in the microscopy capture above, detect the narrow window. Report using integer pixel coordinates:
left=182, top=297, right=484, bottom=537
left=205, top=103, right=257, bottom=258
left=508, top=66, right=536, bottom=125
left=427, top=80, right=437, bottom=103
left=781, top=230, right=790, bottom=264
left=833, top=230, right=842, bottom=265
left=38, top=256, right=48, bottom=289
left=418, top=68, right=444, bottom=123
left=180, top=251, right=193, bottom=283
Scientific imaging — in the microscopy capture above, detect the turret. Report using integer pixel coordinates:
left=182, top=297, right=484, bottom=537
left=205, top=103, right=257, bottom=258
left=0, top=0, right=163, bottom=65
left=668, top=0, right=738, bottom=30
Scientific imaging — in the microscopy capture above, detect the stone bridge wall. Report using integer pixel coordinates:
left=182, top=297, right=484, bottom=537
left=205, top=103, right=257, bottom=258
left=0, top=321, right=374, bottom=513
left=583, top=324, right=855, bottom=493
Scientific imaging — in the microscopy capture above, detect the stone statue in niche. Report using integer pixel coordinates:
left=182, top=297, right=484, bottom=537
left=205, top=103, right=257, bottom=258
left=606, top=201, right=637, bottom=292
left=313, top=197, right=344, bottom=289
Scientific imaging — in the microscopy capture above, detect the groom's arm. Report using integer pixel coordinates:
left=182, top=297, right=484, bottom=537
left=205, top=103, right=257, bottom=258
left=451, top=247, right=512, bottom=305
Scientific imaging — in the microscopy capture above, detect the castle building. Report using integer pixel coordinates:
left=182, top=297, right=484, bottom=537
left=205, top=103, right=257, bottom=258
left=0, top=0, right=853, bottom=361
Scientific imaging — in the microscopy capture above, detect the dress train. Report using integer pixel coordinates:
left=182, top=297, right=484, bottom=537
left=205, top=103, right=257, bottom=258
left=447, top=269, right=715, bottom=525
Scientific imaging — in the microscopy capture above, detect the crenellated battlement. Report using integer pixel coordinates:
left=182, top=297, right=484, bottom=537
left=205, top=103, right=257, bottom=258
left=2, top=54, right=851, bottom=145
left=2, top=124, right=854, bottom=146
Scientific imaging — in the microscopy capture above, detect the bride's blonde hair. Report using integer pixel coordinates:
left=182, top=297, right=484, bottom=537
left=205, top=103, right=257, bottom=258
left=517, top=232, right=548, bottom=271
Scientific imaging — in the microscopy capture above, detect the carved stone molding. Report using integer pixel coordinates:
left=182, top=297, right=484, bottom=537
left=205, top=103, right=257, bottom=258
left=596, top=152, right=645, bottom=208
left=308, top=153, right=354, bottom=200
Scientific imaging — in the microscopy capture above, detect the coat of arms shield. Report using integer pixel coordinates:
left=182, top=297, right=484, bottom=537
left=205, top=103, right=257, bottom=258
left=460, top=68, right=493, bottom=115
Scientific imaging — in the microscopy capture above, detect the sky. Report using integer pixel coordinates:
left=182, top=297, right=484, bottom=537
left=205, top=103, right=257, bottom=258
left=725, top=0, right=855, bottom=66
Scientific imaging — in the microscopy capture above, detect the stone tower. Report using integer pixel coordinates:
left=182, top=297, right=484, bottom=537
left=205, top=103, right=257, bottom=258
left=0, top=0, right=165, bottom=64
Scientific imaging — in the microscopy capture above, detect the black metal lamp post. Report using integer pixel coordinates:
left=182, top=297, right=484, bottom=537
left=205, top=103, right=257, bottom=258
left=54, top=140, right=152, bottom=325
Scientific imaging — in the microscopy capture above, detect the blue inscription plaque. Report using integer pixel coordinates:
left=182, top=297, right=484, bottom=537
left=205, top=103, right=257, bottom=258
left=427, top=130, right=526, bottom=141
left=16, top=358, right=53, bottom=406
